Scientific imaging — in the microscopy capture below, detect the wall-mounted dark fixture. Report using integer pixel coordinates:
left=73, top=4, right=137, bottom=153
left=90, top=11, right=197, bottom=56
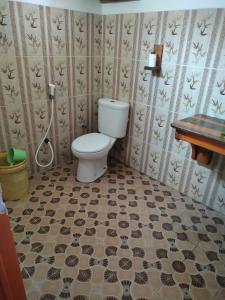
left=144, top=44, right=163, bottom=76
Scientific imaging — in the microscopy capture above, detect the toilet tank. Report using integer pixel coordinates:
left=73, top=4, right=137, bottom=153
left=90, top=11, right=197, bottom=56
left=98, top=98, right=129, bottom=138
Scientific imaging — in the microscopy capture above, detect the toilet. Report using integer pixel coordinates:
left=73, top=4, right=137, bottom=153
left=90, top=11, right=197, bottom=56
left=71, top=98, right=129, bottom=182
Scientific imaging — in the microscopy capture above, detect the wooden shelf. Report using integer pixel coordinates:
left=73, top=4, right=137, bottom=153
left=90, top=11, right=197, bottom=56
left=171, top=114, right=225, bottom=165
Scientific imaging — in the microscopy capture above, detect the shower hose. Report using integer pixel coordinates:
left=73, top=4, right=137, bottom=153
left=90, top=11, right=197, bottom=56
left=35, top=99, right=54, bottom=168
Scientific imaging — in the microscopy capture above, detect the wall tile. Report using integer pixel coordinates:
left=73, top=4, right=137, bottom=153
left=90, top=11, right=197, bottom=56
left=31, top=100, right=50, bottom=142
left=0, top=1, right=15, bottom=57
left=21, top=3, right=44, bottom=56
left=49, top=7, right=67, bottom=56
left=92, top=56, right=102, bottom=94
left=52, top=57, right=69, bottom=100
left=103, top=9, right=225, bottom=215
left=185, top=9, right=218, bottom=68
left=75, top=95, right=89, bottom=137
left=117, top=58, right=134, bottom=102
left=119, top=13, right=137, bottom=60
left=103, top=14, right=117, bottom=58
left=92, top=14, right=102, bottom=57
left=206, top=69, right=225, bottom=118
left=102, top=56, right=115, bottom=97
left=74, top=56, right=89, bottom=97
left=26, top=56, right=48, bottom=101
left=1, top=1, right=100, bottom=173
left=131, top=103, right=150, bottom=145
left=145, top=144, right=164, bottom=180
left=162, top=10, right=187, bottom=65
left=176, top=66, right=205, bottom=115
left=73, top=11, right=88, bottom=57
left=0, top=56, right=22, bottom=106
left=133, top=60, right=152, bottom=105
left=138, top=12, right=159, bottom=60
left=2, top=2, right=225, bottom=216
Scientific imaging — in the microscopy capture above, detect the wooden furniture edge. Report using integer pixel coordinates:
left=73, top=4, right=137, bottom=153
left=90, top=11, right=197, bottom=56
left=175, top=129, right=225, bottom=156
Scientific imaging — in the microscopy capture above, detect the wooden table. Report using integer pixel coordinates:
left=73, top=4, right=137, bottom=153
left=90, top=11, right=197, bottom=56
left=171, top=114, right=225, bottom=164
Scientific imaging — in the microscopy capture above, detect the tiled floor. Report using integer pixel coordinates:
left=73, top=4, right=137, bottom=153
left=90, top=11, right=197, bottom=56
left=6, top=161, right=225, bottom=300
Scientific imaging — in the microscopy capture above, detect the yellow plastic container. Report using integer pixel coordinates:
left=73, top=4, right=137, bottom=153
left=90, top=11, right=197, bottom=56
left=0, top=152, right=29, bottom=201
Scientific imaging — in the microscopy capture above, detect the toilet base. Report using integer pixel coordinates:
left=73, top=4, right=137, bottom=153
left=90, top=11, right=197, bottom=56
left=76, top=155, right=108, bottom=183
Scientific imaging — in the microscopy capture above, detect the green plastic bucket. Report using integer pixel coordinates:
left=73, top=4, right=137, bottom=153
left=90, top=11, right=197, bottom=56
left=6, top=148, right=27, bottom=166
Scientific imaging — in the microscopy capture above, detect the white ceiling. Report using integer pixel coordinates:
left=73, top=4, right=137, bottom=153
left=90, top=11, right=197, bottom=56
left=9, top=0, right=225, bottom=14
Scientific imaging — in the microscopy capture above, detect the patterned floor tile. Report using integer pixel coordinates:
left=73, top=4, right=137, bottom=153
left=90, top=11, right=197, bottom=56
left=5, top=160, right=225, bottom=299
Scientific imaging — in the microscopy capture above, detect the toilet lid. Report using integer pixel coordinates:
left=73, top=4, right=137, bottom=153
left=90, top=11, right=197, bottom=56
left=72, top=133, right=111, bottom=153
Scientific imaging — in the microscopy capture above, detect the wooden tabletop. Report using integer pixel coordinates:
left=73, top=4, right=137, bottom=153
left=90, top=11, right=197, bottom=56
left=171, top=114, right=225, bottom=144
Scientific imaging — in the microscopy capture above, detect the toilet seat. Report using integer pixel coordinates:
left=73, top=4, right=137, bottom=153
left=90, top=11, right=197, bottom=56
left=72, top=133, right=111, bottom=153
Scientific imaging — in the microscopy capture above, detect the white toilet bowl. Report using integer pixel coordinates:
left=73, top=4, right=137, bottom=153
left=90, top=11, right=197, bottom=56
left=71, top=132, right=116, bottom=182
left=71, top=98, right=129, bottom=183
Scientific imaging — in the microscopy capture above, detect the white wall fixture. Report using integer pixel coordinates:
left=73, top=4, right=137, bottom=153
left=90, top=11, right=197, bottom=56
left=148, top=53, right=157, bottom=68
left=9, top=0, right=102, bottom=14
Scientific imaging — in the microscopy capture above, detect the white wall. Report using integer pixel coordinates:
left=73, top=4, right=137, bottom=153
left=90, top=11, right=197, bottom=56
left=9, top=0, right=225, bottom=15
left=102, top=0, right=225, bottom=14
left=9, top=0, right=102, bottom=14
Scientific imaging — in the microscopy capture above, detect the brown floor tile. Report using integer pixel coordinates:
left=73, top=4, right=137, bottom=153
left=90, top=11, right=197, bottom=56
left=5, top=161, right=225, bottom=299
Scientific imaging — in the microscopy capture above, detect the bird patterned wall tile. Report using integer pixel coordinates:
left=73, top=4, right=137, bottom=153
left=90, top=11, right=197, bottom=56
left=165, top=152, right=187, bottom=189
left=30, top=100, right=50, bottom=142
left=176, top=66, right=205, bottom=116
left=216, top=13, right=225, bottom=70
left=93, top=14, right=102, bottom=57
left=73, top=12, right=88, bottom=57
left=134, top=60, right=152, bottom=105
left=103, top=14, right=117, bottom=58
left=75, top=95, right=89, bottom=137
left=117, top=58, right=133, bottom=102
left=2, top=0, right=225, bottom=215
left=102, top=9, right=225, bottom=215
left=138, top=12, right=159, bottom=60
left=0, top=107, right=8, bottom=150
left=55, top=99, right=71, bottom=139
left=0, top=0, right=101, bottom=170
left=26, top=57, right=48, bottom=102
left=49, top=8, right=68, bottom=56
left=185, top=162, right=211, bottom=202
left=0, top=57, right=21, bottom=106
left=185, top=9, right=218, bottom=68
left=74, top=57, right=88, bottom=96
left=57, top=135, right=72, bottom=163
left=170, top=138, right=189, bottom=161
left=91, top=94, right=100, bottom=132
left=205, top=69, right=225, bottom=118
left=162, top=10, right=187, bottom=65
left=150, top=110, right=170, bottom=148
left=52, top=57, right=69, bottom=100
left=154, top=65, right=177, bottom=112
left=131, top=103, right=150, bottom=145
left=146, top=144, right=164, bottom=180
left=212, top=173, right=225, bottom=212
left=129, top=141, right=143, bottom=171
left=92, top=57, right=102, bottom=94
left=119, top=14, right=138, bottom=60
left=0, top=1, right=15, bottom=56
left=102, top=56, right=115, bottom=97
left=20, top=3, right=44, bottom=56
